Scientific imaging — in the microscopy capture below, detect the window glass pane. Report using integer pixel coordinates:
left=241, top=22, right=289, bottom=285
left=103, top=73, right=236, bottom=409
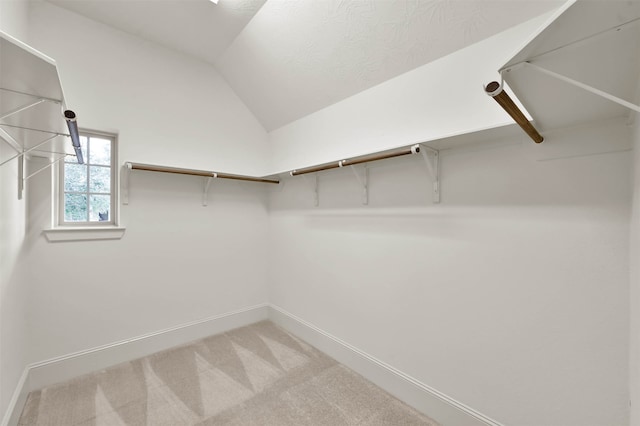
left=65, top=137, right=87, bottom=163
left=89, top=166, right=110, bottom=193
left=64, top=163, right=87, bottom=192
left=89, top=138, right=111, bottom=165
left=89, top=194, right=110, bottom=222
left=64, top=193, right=87, bottom=222
left=59, top=132, right=116, bottom=225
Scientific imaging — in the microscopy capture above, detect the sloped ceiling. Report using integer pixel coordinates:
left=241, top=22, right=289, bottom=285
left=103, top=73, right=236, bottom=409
left=46, top=0, right=268, bottom=63
left=46, top=0, right=563, bottom=131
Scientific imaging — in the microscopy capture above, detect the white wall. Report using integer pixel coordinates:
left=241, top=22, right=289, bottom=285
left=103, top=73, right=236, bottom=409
left=631, top=111, right=640, bottom=426
left=0, top=0, right=30, bottom=420
left=20, top=1, right=271, bottom=365
left=29, top=0, right=269, bottom=177
left=0, top=135, right=28, bottom=424
left=267, top=12, right=552, bottom=173
left=0, top=0, right=29, bottom=42
left=266, top=10, right=631, bottom=423
left=1, top=3, right=633, bottom=426
left=25, top=166, right=270, bottom=363
left=268, top=119, right=631, bottom=426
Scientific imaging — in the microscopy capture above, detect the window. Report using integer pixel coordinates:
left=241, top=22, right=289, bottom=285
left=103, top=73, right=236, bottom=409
left=59, top=131, right=117, bottom=226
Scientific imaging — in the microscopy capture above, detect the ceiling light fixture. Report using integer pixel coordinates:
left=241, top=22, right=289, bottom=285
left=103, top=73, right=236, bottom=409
left=209, top=0, right=219, bottom=4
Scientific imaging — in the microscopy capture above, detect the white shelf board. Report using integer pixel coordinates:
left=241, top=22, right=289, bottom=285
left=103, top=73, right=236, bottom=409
left=500, top=0, right=640, bottom=132
left=0, top=30, right=77, bottom=163
left=502, top=1, right=640, bottom=70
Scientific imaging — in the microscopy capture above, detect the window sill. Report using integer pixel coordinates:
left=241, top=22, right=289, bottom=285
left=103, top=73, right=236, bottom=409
left=43, top=227, right=126, bottom=242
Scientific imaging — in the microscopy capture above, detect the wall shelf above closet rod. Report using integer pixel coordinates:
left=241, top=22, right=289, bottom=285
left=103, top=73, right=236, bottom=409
left=123, top=162, right=280, bottom=206
left=0, top=30, right=84, bottom=199
left=492, top=1, right=640, bottom=140
left=289, top=144, right=422, bottom=176
left=126, top=162, right=280, bottom=184
left=287, top=143, right=440, bottom=205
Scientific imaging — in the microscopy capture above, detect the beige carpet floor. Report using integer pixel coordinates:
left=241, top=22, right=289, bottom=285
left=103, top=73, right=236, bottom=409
left=19, top=321, right=438, bottom=425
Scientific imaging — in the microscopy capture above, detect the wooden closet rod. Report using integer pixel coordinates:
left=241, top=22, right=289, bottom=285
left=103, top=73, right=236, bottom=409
left=485, top=81, right=543, bottom=144
left=127, top=162, right=280, bottom=184
left=290, top=144, right=421, bottom=176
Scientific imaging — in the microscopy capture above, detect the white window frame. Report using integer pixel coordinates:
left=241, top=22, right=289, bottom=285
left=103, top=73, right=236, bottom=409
left=57, top=130, right=118, bottom=227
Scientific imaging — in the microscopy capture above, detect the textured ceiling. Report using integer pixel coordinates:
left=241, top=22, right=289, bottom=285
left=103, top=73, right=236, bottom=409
left=216, top=0, right=564, bottom=131
left=46, top=0, right=267, bottom=63
left=46, top=0, right=563, bottom=132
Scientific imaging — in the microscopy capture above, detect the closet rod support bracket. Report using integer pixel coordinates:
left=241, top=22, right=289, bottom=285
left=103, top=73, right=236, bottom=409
left=0, top=127, right=23, bottom=153
left=122, top=162, right=132, bottom=205
left=420, top=146, right=440, bottom=204
left=0, top=87, right=62, bottom=104
left=0, top=98, right=47, bottom=122
left=298, top=173, right=319, bottom=207
left=345, top=162, right=368, bottom=205
left=18, top=150, right=24, bottom=200
left=522, top=62, right=640, bottom=113
left=0, top=134, right=59, bottom=167
left=203, top=174, right=217, bottom=207
left=22, top=154, right=67, bottom=182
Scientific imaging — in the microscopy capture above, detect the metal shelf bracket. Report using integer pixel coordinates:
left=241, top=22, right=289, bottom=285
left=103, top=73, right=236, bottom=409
left=299, top=173, right=319, bottom=207
left=0, top=87, right=62, bottom=105
left=0, top=95, right=78, bottom=200
left=523, top=62, right=640, bottom=113
left=0, top=127, right=65, bottom=199
left=420, top=146, right=440, bottom=203
left=0, top=134, right=59, bottom=167
left=15, top=151, right=68, bottom=199
left=23, top=153, right=67, bottom=182
left=0, top=98, right=47, bottom=122
left=203, top=174, right=217, bottom=207
left=17, top=152, right=24, bottom=200
left=122, top=162, right=132, bottom=205
left=0, top=126, right=23, bottom=153
left=343, top=162, right=368, bottom=205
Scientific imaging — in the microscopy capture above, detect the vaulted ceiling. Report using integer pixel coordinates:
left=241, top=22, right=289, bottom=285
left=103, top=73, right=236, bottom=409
left=47, top=0, right=564, bottom=131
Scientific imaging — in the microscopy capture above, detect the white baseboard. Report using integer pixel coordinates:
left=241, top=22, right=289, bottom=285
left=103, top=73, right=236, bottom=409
left=268, top=304, right=503, bottom=426
left=3, top=303, right=268, bottom=426
left=28, top=303, right=269, bottom=390
left=1, top=368, right=29, bottom=426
